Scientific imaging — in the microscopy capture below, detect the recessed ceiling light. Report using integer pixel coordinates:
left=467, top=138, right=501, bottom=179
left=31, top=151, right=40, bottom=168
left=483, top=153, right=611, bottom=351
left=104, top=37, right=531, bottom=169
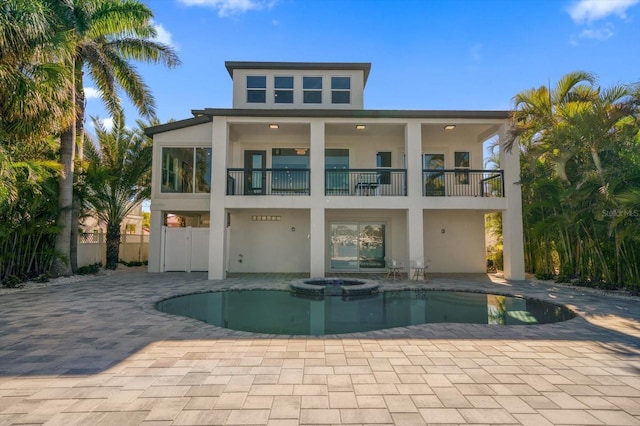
left=269, top=124, right=279, bottom=129
left=444, top=125, right=456, bottom=130
left=355, top=124, right=366, bottom=130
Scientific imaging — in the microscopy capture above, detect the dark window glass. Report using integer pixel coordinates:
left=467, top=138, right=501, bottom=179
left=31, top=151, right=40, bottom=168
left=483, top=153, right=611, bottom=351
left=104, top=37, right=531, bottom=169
left=161, top=147, right=212, bottom=194
left=195, top=148, right=212, bottom=193
left=376, top=152, right=392, bottom=184
left=275, top=76, right=293, bottom=88
left=325, top=149, right=349, bottom=169
left=303, top=91, right=321, bottom=103
left=455, top=151, right=470, bottom=185
left=325, top=149, right=350, bottom=193
left=455, top=151, right=470, bottom=168
left=275, top=90, right=293, bottom=103
left=331, top=77, right=350, bottom=89
left=303, top=76, right=322, bottom=90
left=162, top=147, right=195, bottom=193
left=376, top=152, right=392, bottom=168
left=272, top=148, right=309, bottom=168
left=303, top=76, right=322, bottom=104
left=247, top=75, right=266, bottom=88
left=272, top=148, right=309, bottom=193
left=247, top=89, right=266, bottom=103
left=331, top=91, right=350, bottom=104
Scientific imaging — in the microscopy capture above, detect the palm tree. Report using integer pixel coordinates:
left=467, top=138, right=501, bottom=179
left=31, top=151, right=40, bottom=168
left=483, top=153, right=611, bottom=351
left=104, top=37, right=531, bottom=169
left=81, top=114, right=152, bottom=269
left=1, top=1, right=74, bottom=281
left=0, top=0, right=73, bottom=143
left=509, top=72, right=640, bottom=287
left=49, top=0, right=180, bottom=275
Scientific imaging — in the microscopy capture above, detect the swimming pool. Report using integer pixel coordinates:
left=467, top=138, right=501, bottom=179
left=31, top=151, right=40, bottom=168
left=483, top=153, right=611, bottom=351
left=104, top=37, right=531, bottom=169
left=156, top=289, right=575, bottom=336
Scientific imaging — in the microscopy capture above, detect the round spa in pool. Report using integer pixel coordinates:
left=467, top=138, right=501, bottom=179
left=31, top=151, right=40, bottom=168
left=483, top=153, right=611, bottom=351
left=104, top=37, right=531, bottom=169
left=290, top=277, right=379, bottom=297
left=155, top=289, right=575, bottom=336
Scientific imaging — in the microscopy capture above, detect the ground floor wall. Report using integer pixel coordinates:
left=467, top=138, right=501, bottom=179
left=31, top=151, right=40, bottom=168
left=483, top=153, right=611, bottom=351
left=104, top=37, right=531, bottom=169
left=150, top=206, right=503, bottom=277
left=228, top=209, right=311, bottom=273
left=423, top=210, right=486, bottom=273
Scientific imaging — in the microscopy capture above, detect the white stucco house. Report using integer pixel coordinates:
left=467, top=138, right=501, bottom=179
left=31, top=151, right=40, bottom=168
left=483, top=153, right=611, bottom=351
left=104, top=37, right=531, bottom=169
left=145, top=61, right=525, bottom=280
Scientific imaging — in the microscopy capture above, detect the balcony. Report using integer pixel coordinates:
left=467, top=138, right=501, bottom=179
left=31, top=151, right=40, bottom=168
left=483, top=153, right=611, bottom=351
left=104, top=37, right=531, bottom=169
left=423, top=169, right=504, bottom=197
left=325, top=169, right=407, bottom=196
left=227, top=169, right=311, bottom=195
left=225, top=168, right=502, bottom=197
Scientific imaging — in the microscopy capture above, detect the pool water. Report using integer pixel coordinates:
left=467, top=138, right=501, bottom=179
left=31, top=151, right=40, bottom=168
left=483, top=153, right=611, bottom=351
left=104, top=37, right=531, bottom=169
left=156, top=290, right=575, bottom=336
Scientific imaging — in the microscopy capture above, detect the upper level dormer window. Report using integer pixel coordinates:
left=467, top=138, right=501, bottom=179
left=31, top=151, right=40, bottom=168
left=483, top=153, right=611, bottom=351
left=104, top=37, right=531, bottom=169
left=247, top=75, right=266, bottom=103
left=274, top=76, right=294, bottom=104
left=331, top=76, right=350, bottom=104
left=303, top=76, right=322, bottom=104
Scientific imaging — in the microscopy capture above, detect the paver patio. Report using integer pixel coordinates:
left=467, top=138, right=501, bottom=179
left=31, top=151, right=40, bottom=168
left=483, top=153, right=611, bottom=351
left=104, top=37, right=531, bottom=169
left=1, top=271, right=639, bottom=425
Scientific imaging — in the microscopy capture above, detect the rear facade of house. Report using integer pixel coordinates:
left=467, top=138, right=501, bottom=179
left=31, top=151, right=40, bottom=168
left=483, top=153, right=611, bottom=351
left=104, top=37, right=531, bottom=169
left=145, top=61, right=525, bottom=280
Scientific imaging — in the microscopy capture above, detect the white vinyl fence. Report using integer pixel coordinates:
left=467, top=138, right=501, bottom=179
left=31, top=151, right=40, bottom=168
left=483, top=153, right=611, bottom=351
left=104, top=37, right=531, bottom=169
left=78, top=232, right=149, bottom=267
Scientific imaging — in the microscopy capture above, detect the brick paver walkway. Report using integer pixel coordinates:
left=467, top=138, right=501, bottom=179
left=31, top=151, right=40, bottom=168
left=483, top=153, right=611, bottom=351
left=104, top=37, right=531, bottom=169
left=1, top=271, right=638, bottom=425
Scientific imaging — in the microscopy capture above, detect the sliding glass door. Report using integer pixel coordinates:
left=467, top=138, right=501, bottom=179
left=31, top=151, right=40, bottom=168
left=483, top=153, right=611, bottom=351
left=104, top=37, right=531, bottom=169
left=330, top=223, right=385, bottom=271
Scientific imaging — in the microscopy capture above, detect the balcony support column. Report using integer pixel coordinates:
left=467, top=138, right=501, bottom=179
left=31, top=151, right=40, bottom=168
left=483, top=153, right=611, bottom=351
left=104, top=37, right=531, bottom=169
left=405, top=120, right=422, bottom=198
left=406, top=207, right=424, bottom=275
left=405, top=120, right=424, bottom=275
left=147, top=208, right=164, bottom=272
left=208, top=117, right=229, bottom=280
left=309, top=119, right=325, bottom=277
left=500, top=126, right=525, bottom=280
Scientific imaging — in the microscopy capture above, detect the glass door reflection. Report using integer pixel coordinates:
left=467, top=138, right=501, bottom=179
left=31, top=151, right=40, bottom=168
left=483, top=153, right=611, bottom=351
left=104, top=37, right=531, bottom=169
left=330, top=223, right=385, bottom=271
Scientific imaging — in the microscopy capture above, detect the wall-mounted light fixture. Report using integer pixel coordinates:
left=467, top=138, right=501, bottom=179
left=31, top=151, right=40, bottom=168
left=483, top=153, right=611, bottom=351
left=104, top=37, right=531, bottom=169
left=355, top=124, right=366, bottom=130
left=444, top=125, right=456, bottom=130
left=269, top=123, right=279, bottom=129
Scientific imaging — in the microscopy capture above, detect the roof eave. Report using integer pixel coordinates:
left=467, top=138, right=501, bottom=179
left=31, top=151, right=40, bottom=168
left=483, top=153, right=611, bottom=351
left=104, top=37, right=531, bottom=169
left=144, top=114, right=212, bottom=136
left=192, top=108, right=511, bottom=120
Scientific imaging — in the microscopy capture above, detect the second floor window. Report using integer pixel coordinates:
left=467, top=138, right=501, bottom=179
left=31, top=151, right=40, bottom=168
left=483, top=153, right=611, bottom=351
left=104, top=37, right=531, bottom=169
left=376, top=151, right=392, bottom=184
left=274, top=76, right=294, bottom=103
left=247, top=75, right=266, bottom=103
left=161, top=147, right=211, bottom=193
left=331, top=76, right=351, bottom=104
left=455, top=151, right=470, bottom=185
left=303, top=76, right=322, bottom=103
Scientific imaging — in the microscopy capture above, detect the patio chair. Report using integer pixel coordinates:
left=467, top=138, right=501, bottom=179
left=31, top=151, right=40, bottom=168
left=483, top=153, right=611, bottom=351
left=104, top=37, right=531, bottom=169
left=355, top=172, right=380, bottom=196
left=411, top=257, right=429, bottom=281
left=385, top=258, right=405, bottom=281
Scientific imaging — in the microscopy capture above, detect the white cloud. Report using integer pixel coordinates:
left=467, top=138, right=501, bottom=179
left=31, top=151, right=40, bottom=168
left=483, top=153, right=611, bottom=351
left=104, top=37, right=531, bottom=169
left=84, top=87, right=100, bottom=99
left=101, top=117, right=114, bottom=130
left=177, top=0, right=277, bottom=17
left=567, top=0, right=639, bottom=23
left=88, top=117, right=114, bottom=131
left=579, top=26, right=615, bottom=40
left=151, top=20, right=177, bottom=48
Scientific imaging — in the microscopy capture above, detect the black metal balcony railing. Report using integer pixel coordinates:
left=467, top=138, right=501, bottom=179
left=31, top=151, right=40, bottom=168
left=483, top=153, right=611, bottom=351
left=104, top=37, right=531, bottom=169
left=422, top=169, right=504, bottom=197
left=227, top=168, right=311, bottom=195
left=225, top=168, right=503, bottom=197
left=325, top=169, right=407, bottom=196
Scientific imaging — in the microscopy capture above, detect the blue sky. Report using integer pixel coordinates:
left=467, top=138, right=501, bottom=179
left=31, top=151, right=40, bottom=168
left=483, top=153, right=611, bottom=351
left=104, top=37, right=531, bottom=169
left=85, top=0, right=640, bottom=129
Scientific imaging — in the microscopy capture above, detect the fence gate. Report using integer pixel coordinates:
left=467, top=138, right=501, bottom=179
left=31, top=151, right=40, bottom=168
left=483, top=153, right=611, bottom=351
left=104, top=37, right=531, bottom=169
left=162, top=226, right=210, bottom=272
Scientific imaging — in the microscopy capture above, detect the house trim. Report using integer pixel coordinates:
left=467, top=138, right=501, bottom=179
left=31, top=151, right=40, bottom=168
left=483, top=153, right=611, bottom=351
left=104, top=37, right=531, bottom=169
left=225, top=61, right=372, bottom=86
